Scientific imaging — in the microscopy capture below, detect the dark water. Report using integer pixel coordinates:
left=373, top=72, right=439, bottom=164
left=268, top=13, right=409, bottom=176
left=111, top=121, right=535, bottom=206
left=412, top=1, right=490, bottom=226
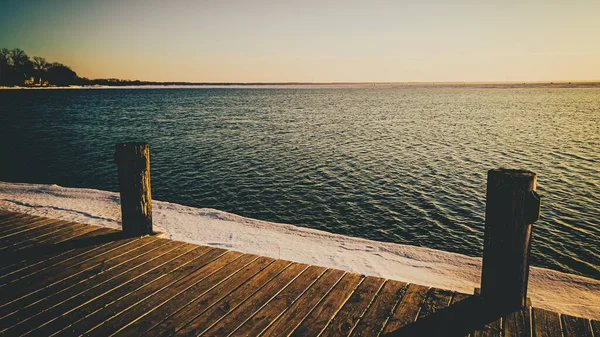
left=1, top=87, right=598, bottom=279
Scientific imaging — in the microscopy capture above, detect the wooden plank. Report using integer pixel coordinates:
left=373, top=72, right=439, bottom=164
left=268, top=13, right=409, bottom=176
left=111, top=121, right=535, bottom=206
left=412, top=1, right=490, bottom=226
left=18, top=221, right=100, bottom=249
left=0, top=221, right=90, bottom=252
left=451, top=292, right=471, bottom=304
left=532, top=308, right=563, bottom=337
left=141, top=256, right=276, bottom=337
left=381, top=284, right=429, bottom=334
left=95, top=253, right=259, bottom=337
left=0, top=211, right=19, bottom=219
left=0, top=211, right=18, bottom=218
left=0, top=235, right=159, bottom=300
left=561, top=314, right=592, bottom=337
left=320, top=276, right=386, bottom=337
left=0, top=214, right=32, bottom=230
left=17, top=244, right=207, bottom=337
left=417, top=288, right=453, bottom=319
left=0, top=239, right=179, bottom=331
left=230, top=266, right=327, bottom=337
left=0, top=227, right=116, bottom=281
left=172, top=259, right=292, bottom=336
left=0, top=214, right=40, bottom=232
left=0, top=219, right=72, bottom=244
left=0, top=227, right=126, bottom=283
left=503, top=308, right=531, bottom=337
left=0, top=219, right=67, bottom=244
left=350, top=280, right=408, bottom=337
left=0, top=217, right=60, bottom=239
left=178, top=262, right=308, bottom=337
left=0, top=226, right=112, bottom=275
left=259, top=269, right=346, bottom=337
left=0, top=235, right=150, bottom=305
left=591, top=320, right=600, bottom=336
left=473, top=318, right=502, bottom=337
left=200, top=263, right=309, bottom=336
left=118, top=253, right=263, bottom=336
left=288, top=273, right=363, bottom=337
left=45, top=247, right=227, bottom=337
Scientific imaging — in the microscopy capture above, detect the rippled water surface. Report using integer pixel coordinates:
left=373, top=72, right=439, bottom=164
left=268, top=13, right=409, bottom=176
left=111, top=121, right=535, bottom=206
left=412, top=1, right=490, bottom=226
left=1, top=87, right=598, bottom=279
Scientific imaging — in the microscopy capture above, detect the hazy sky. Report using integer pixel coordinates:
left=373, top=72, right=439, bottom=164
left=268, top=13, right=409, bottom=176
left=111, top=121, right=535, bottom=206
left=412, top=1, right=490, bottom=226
left=1, top=0, right=599, bottom=82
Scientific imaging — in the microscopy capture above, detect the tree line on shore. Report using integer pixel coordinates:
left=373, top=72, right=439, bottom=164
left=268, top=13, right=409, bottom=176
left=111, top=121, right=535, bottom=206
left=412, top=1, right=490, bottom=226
left=0, top=48, right=172, bottom=87
left=0, top=48, right=82, bottom=86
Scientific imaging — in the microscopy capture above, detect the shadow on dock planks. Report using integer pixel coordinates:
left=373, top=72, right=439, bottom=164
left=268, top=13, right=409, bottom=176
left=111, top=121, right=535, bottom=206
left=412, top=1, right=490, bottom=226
left=0, top=211, right=596, bottom=337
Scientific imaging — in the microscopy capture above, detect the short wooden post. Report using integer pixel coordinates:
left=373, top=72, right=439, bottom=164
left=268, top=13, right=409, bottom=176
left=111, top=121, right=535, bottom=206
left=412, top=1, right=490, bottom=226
left=114, top=142, right=153, bottom=236
left=480, top=169, right=541, bottom=310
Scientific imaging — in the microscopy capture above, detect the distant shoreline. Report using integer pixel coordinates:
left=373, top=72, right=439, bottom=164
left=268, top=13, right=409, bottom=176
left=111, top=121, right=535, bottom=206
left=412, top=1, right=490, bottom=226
left=2, top=81, right=600, bottom=90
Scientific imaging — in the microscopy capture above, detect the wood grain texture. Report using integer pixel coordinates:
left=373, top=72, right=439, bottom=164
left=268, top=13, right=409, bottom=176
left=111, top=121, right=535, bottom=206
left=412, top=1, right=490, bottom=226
left=172, top=259, right=292, bottom=337
left=250, top=268, right=346, bottom=337
left=533, top=308, right=563, bottom=337
left=503, top=308, right=531, bottom=337
left=55, top=248, right=229, bottom=337
left=0, top=226, right=111, bottom=280
left=590, top=320, right=600, bottom=336
left=0, top=238, right=175, bottom=332
left=481, top=169, right=538, bottom=310
left=561, top=314, right=592, bottom=337
left=381, top=284, right=429, bottom=334
left=351, top=280, right=408, bottom=337
left=115, top=142, right=153, bottom=236
left=473, top=317, right=502, bottom=337
left=200, top=263, right=309, bottom=337
left=117, top=253, right=261, bottom=336
left=4, top=243, right=205, bottom=337
left=84, top=250, right=246, bottom=337
left=320, top=276, right=386, bottom=337
left=141, top=256, right=276, bottom=337
left=288, top=272, right=363, bottom=337
left=34, top=245, right=210, bottom=337
left=231, top=265, right=327, bottom=337
left=0, top=235, right=146, bottom=304
left=417, top=288, right=453, bottom=319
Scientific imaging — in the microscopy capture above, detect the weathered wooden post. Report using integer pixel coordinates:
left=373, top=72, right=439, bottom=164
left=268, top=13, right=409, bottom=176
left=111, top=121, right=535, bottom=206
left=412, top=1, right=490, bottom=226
left=480, top=169, right=541, bottom=310
left=115, top=142, right=153, bottom=236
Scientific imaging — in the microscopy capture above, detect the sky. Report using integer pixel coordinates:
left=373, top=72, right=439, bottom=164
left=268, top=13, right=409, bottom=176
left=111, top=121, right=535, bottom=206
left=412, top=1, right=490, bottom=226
left=1, top=0, right=599, bottom=82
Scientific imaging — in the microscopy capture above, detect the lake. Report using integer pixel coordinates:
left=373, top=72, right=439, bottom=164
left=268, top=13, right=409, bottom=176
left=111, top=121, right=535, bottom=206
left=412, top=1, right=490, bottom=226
left=0, top=85, right=598, bottom=279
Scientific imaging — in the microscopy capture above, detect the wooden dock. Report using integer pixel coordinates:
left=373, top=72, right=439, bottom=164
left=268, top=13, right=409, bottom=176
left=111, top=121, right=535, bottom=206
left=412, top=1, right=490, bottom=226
left=0, top=211, right=597, bottom=337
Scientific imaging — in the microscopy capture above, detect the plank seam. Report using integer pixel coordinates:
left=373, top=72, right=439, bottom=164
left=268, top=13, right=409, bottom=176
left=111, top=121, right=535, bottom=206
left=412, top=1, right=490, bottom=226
left=0, top=235, right=144, bottom=291
left=110, top=254, right=262, bottom=336
left=174, top=260, right=293, bottom=336
left=0, top=228, right=116, bottom=282
left=31, top=246, right=216, bottom=337
left=316, top=275, right=367, bottom=337
left=0, top=217, right=53, bottom=236
left=0, top=239, right=176, bottom=325
left=0, top=227, right=107, bottom=277
left=231, top=266, right=329, bottom=337
left=3, top=222, right=99, bottom=253
left=141, top=258, right=278, bottom=336
left=0, top=240, right=187, bottom=335
left=0, top=219, right=67, bottom=241
left=79, top=249, right=235, bottom=336
left=374, top=282, right=410, bottom=337
left=347, top=279, right=388, bottom=337
left=198, top=263, right=311, bottom=336
left=281, top=271, right=348, bottom=337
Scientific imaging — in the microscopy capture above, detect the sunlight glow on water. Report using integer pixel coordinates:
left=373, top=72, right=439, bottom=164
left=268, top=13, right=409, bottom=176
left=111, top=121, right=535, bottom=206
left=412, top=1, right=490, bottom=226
left=1, top=87, right=598, bottom=279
